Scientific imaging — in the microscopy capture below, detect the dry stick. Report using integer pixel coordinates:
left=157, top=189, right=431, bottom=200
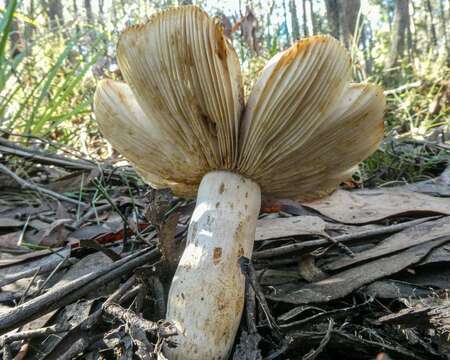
left=245, top=280, right=258, bottom=335
left=80, top=275, right=138, bottom=330
left=18, top=267, right=41, bottom=305
left=103, top=303, right=177, bottom=338
left=0, top=138, right=96, bottom=170
left=0, top=163, right=88, bottom=207
left=383, top=80, right=421, bottom=95
left=0, top=324, right=70, bottom=347
left=317, top=232, right=354, bottom=257
left=118, top=284, right=143, bottom=305
left=106, top=275, right=137, bottom=305
left=253, top=217, right=439, bottom=259
left=302, top=319, right=334, bottom=360
left=0, top=247, right=160, bottom=335
left=32, top=253, right=73, bottom=299
left=240, top=257, right=282, bottom=339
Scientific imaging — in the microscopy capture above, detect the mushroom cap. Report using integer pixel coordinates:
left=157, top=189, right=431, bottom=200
left=94, top=5, right=385, bottom=201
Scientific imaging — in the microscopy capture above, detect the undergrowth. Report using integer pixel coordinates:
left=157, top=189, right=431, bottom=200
left=0, top=1, right=449, bottom=187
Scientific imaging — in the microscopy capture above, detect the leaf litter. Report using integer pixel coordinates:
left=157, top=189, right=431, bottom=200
left=0, top=137, right=449, bottom=359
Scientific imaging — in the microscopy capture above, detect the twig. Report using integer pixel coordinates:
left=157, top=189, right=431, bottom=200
left=33, top=252, right=72, bottom=298
left=103, top=303, right=177, bottom=338
left=0, top=163, right=88, bottom=207
left=0, top=324, right=70, bottom=347
left=253, top=217, right=438, bottom=259
left=384, top=81, right=421, bottom=95
left=18, top=267, right=41, bottom=305
left=302, top=319, right=334, bottom=360
left=246, top=280, right=258, bottom=335
left=119, top=284, right=143, bottom=305
left=240, top=257, right=282, bottom=339
left=0, top=247, right=161, bottom=335
left=0, top=137, right=95, bottom=170
left=318, top=232, right=354, bottom=257
left=104, top=275, right=137, bottom=307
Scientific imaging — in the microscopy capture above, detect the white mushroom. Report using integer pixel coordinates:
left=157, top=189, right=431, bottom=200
left=94, top=6, right=385, bottom=359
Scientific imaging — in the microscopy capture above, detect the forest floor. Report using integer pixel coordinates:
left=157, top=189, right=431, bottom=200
left=0, top=134, right=449, bottom=360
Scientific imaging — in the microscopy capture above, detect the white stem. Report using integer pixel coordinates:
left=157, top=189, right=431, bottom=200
left=165, top=171, right=261, bottom=359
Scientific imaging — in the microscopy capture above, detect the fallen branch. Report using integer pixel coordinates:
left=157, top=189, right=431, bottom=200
left=0, top=247, right=161, bottom=335
left=0, top=324, right=70, bottom=347
left=0, top=137, right=96, bottom=170
left=103, top=303, right=177, bottom=338
left=253, top=217, right=438, bottom=259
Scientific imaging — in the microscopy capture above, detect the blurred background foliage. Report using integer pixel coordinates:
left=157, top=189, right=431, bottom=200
left=0, top=0, right=449, bottom=187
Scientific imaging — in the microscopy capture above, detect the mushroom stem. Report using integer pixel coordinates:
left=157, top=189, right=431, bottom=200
left=166, top=171, right=261, bottom=359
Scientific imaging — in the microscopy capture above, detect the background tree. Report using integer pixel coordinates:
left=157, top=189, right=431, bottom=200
left=43, top=0, right=64, bottom=28
left=289, top=0, right=300, bottom=41
left=387, top=0, right=411, bottom=68
left=325, top=0, right=340, bottom=39
left=338, top=0, right=360, bottom=48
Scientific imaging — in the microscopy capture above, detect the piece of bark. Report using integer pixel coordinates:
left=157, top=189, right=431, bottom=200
left=305, top=188, right=450, bottom=224
left=267, top=237, right=450, bottom=304
left=324, top=216, right=450, bottom=271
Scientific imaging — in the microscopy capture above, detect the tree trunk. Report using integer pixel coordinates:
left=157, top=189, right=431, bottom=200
left=24, top=0, right=35, bottom=44
left=84, top=0, right=94, bottom=24
left=266, top=0, right=275, bottom=50
left=308, top=0, right=317, bottom=35
left=301, top=0, right=309, bottom=37
left=324, top=0, right=340, bottom=39
left=338, top=0, right=360, bottom=48
left=438, top=0, right=450, bottom=65
left=387, top=0, right=410, bottom=68
left=359, top=19, right=371, bottom=77
left=425, top=0, right=437, bottom=48
left=282, top=0, right=291, bottom=45
left=44, top=0, right=64, bottom=28
left=289, top=0, right=300, bottom=41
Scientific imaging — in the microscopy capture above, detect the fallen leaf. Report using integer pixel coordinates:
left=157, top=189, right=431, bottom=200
left=268, top=237, right=449, bottom=304
left=323, top=217, right=450, bottom=271
left=255, top=216, right=326, bottom=241
left=305, top=189, right=450, bottom=224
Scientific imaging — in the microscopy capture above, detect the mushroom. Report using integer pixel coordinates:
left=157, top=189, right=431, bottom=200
left=94, top=6, right=385, bottom=359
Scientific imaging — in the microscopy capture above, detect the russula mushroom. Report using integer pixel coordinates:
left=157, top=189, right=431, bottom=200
left=94, top=6, right=385, bottom=359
